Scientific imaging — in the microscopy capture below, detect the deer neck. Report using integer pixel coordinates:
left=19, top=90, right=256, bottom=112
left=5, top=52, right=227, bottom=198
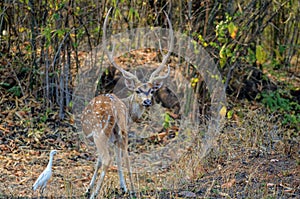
left=122, top=95, right=145, bottom=122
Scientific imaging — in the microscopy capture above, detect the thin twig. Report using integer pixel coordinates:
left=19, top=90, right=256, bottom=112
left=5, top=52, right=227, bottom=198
left=8, top=61, right=26, bottom=99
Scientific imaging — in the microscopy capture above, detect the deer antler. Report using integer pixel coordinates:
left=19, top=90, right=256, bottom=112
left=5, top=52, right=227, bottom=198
left=149, top=11, right=174, bottom=83
left=102, top=7, right=140, bottom=83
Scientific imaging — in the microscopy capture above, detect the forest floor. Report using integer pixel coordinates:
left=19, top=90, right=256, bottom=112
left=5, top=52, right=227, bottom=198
left=0, top=97, right=299, bottom=199
left=0, top=50, right=299, bottom=198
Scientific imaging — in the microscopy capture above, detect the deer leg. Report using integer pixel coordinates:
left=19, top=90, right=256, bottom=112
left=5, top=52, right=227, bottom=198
left=90, top=161, right=111, bottom=199
left=90, top=134, right=111, bottom=199
left=115, top=146, right=127, bottom=193
left=123, top=148, right=136, bottom=197
left=85, top=156, right=101, bottom=197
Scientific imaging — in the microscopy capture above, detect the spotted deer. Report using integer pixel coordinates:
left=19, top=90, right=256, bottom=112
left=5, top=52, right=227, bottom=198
left=81, top=7, right=174, bottom=199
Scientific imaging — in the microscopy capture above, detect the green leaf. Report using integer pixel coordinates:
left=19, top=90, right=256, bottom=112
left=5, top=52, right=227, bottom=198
left=247, top=47, right=256, bottom=64
left=219, top=44, right=227, bottom=68
left=227, top=110, right=234, bottom=119
left=256, top=45, right=267, bottom=65
left=8, top=86, right=21, bottom=97
left=128, top=8, right=139, bottom=21
left=114, top=7, right=121, bottom=20
left=228, top=22, right=238, bottom=39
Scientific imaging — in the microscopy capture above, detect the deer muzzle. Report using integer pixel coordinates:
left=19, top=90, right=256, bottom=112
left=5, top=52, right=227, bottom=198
left=142, top=99, right=152, bottom=107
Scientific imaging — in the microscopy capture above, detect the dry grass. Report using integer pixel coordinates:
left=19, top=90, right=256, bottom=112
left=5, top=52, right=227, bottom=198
left=0, top=101, right=299, bottom=198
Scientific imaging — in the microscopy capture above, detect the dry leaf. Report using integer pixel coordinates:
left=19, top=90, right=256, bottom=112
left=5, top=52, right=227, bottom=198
left=221, top=178, right=236, bottom=188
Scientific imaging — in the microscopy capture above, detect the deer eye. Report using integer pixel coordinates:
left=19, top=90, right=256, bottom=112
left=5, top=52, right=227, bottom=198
left=150, top=89, right=155, bottom=94
left=135, top=89, right=141, bottom=94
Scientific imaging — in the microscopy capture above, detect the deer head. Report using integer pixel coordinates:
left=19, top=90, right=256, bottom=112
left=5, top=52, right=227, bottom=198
left=102, top=8, right=174, bottom=110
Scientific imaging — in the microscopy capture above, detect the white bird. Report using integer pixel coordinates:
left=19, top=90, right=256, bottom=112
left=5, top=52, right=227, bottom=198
left=32, top=150, right=57, bottom=194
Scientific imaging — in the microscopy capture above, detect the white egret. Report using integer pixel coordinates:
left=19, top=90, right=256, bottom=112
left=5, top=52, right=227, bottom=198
left=32, top=150, right=57, bottom=194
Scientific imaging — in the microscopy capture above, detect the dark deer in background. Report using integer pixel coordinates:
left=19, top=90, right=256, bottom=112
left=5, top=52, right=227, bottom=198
left=81, top=7, right=174, bottom=198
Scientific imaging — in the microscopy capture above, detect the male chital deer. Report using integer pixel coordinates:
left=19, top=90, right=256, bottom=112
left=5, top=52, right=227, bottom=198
left=81, top=7, right=174, bottom=198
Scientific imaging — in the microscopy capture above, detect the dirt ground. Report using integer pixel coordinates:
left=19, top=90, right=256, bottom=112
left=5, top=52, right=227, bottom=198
left=0, top=106, right=299, bottom=199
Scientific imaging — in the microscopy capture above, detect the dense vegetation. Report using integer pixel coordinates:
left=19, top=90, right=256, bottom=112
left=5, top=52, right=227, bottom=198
left=1, top=0, right=299, bottom=121
left=0, top=0, right=299, bottom=198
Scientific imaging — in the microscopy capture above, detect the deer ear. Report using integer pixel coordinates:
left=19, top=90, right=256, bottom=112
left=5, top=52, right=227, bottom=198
left=124, top=79, right=136, bottom=91
left=152, top=81, right=163, bottom=91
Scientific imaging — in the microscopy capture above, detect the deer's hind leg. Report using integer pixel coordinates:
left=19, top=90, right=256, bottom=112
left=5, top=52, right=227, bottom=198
left=115, top=145, right=127, bottom=193
left=90, top=132, right=111, bottom=199
left=123, top=146, right=135, bottom=196
left=116, top=128, right=135, bottom=196
left=85, top=156, right=101, bottom=197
